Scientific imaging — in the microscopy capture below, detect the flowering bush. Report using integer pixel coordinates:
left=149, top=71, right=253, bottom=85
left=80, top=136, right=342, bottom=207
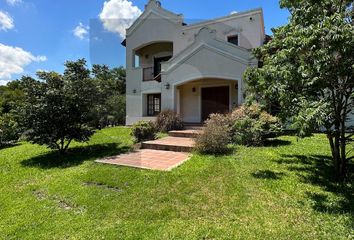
left=155, top=110, right=184, bottom=132
left=195, top=114, right=232, bottom=154
left=131, top=121, right=156, bottom=143
left=232, top=104, right=281, bottom=146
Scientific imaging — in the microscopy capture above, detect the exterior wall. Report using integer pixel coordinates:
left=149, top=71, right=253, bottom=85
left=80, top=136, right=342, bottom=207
left=125, top=1, right=264, bottom=125
left=161, top=42, right=254, bottom=113
left=178, top=79, right=238, bottom=123
left=176, top=11, right=264, bottom=53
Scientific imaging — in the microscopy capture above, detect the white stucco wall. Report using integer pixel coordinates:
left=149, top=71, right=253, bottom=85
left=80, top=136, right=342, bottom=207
left=179, top=79, right=239, bottom=123
left=125, top=0, right=264, bottom=125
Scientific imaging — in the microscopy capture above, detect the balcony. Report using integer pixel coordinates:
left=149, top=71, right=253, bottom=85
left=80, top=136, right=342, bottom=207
left=133, top=41, right=173, bottom=82
left=143, top=67, right=162, bottom=82
left=143, top=67, right=154, bottom=81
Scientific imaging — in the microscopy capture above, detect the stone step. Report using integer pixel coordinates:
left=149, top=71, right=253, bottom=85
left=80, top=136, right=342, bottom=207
left=168, top=129, right=203, bottom=138
left=141, top=136, right=195, bottom=152
left=183, top=123, right=204, bottom=131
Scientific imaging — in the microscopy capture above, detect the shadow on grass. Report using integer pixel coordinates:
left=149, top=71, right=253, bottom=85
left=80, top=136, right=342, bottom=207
left=21, top=143, right=132, bottom=169
left=264, top=139, right=292, bottom=147
left=251, top=170, right=286, bottom=180
left=277, top=154, right=353, bottom=220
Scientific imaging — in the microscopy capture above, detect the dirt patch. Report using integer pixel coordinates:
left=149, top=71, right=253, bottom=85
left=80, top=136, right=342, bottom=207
left=32, top=189, right=85, bottom=213
left=83, top=181, right=124, bottom=192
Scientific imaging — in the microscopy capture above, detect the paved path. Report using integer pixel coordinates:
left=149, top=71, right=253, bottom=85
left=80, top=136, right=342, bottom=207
left=96, top=149, right=190, bottom=171
left=95, top=129, right=201, bottom=171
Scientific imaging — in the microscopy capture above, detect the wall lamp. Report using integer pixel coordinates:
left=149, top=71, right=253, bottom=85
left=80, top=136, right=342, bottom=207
left=132, top=89, right=137, bottom=94
left=192, top=87, right=196, bottom=93
left=164, top=83, right=170, bottom=90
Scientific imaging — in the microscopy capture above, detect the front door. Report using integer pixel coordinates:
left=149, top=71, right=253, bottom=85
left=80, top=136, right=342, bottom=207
left=201, top=86, right=230, bottom=122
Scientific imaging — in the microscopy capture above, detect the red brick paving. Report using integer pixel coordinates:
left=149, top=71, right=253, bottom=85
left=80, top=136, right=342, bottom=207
left=144, top=136, right=195, bottom=147
left=96, top=149, right=190, bottom=171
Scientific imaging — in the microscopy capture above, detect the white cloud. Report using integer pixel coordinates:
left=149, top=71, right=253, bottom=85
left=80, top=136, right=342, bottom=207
left=99, top=0, right=142, bottom=39
left=6, top=0, right=23, bottom=6
left=0, top=43, right=47, bottom=81
left=0, top=11, right=14, bottom=31
left=0, top=80, right=12, bottom=86
left=73, top=22, right=89, bottom=40
left=230, top=11, right=238, bottom=15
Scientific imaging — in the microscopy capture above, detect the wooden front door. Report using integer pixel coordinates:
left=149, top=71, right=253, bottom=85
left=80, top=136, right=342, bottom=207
left=201, top=86, right=230, bottom=122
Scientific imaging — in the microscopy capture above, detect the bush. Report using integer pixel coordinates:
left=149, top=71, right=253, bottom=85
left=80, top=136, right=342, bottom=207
left=195, top=114, right=232, bottom=154
left=155, top=110, right=183, bottom=132
left=231, top=104, right=281, bottom=146
left=131, top=121, right=156, bottom=142
left=0, top=114, right=20, bottom=146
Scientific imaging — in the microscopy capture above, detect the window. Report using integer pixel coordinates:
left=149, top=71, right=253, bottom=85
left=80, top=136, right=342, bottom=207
left=134, top=54, right=140, bottom=68
left=227, top=35, right=239, bottom=46
left=147, top=94, right=161, bottom=116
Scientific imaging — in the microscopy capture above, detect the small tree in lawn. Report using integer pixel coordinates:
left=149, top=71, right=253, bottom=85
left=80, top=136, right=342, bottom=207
left=20, top=59, right=98, bottom=154
left=244, top=0, right=353, bottom=179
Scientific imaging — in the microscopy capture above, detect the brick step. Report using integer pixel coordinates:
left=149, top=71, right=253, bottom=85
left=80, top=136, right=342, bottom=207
left=168, top=129, right=203, bottom=138
left=141, top=137, right=195, bottom=152
left=183, top=123, right=204, bottom=131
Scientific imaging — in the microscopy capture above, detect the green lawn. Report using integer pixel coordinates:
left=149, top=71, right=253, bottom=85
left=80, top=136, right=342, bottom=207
left=0, top=127, right=353, bottom=239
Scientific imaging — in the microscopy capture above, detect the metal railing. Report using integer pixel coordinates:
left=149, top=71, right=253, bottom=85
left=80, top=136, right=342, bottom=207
left=143, top=67, right=154, bottom=81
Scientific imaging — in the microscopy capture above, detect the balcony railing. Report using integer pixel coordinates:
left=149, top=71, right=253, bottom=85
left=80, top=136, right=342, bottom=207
left=143, top=67, right=154, bottom=81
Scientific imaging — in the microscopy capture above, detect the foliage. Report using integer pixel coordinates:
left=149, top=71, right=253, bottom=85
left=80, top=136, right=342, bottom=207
left=244, top=0, right=354, bottom=178
left=0, top=113, right=20, bottom=146
left=0, top=81, right=25, bottom=146
left=155, top=109, right=184, bottom=132
left=131, top=121, right=156, bottom=142
left=19, top=59, right=98, bottom=154
left=195, top=114, right=232, bottom=154
left=92, top=65, right=126, bottom=128
left=231, top=104, right=281, bottom=146
left=0, top=81, right=25, bottom=115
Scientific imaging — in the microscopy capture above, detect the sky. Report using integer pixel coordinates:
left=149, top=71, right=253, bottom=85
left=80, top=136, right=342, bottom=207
left=0, top=0, right=290, bottom=85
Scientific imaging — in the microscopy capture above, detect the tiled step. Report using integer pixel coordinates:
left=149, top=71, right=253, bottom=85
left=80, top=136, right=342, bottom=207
left=168, top=129, right=203, bottom=138
left=183, top=123, right=204, bottom=131
left=141, top=136, right=195, bottom=152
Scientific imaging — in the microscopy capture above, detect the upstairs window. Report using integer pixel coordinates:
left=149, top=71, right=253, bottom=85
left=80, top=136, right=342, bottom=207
left=227, top=35, right=239, bottom=46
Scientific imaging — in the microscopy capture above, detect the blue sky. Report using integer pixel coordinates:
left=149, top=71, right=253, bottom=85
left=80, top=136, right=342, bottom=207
left=0, top=0, right=289, bottom=85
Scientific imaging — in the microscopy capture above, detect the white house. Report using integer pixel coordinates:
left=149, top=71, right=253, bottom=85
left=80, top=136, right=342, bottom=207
left=124, top=0, right=265, bottom=125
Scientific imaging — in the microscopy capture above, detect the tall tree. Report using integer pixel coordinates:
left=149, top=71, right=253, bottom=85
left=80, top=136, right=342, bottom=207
left=92, top=65, right=126, bottom=128
left=20, top=59, right=98, bottom=154
left=244, top=0, right=354, bottom=179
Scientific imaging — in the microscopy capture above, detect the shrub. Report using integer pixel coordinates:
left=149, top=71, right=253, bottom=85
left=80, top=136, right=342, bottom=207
left=131, top=121, right=156, bottom=142
left=195, top=114, right=232, bottom=154
left=155, top=110, right=183, bottom=132
left=231, top=104, right=281, bottom=146
left=0, top=113, right=20, bottom=146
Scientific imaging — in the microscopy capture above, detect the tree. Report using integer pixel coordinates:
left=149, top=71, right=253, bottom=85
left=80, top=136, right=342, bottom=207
left=244, top=0, right=354, bottom=179
left=0, top=81, right=25, bottom=145
left=92, top=65, right=126, bottom=128
left=20, top=59, right=98, bottom=154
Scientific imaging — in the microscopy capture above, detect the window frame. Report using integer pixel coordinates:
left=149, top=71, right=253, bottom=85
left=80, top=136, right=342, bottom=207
left=147, top=94, right=161, bottom=116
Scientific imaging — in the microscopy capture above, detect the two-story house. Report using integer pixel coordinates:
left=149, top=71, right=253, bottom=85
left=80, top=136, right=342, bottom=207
left=124, top=0, right=265, bottom=125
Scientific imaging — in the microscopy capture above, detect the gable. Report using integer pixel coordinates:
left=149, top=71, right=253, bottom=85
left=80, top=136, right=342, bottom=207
left=126, top=2, right=183, bottom=38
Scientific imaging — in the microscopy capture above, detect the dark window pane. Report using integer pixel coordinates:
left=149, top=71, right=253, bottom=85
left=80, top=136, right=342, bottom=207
left=228, top=35, right=238, bottom=46
left=147, top=94, right=161, bottom=116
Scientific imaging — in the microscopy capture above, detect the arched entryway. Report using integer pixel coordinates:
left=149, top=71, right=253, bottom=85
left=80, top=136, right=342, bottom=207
left=175, top=78, right=240, bottom=123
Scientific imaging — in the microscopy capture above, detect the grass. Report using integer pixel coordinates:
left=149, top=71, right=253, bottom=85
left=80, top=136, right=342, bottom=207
left=0, top=127, right=353, bottom=239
